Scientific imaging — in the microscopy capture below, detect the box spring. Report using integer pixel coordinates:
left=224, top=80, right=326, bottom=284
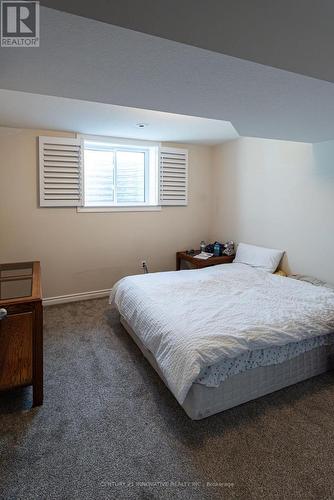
left=120, top=317, right=334, bottom=420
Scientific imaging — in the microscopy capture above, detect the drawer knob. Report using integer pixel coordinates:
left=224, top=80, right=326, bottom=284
left=0, top=308, right=8, bottom=320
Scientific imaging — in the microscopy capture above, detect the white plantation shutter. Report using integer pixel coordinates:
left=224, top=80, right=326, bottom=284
left=39, top=136, right=83, bottom=207
left=159, top=147, right=188, bottom=206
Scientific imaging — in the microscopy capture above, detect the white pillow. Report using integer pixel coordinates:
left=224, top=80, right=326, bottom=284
left=233, top=243, right=284, bottom=273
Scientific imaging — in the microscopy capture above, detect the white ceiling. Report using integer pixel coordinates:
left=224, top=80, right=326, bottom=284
left=1, top=7, right=334, bottom=143
left=41, top=0, right=334, bottom=84
left=0, top=90, right=238, bottom=145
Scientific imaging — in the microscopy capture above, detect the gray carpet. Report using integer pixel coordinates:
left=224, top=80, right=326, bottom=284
left=1, top=299, right=334, bottom=500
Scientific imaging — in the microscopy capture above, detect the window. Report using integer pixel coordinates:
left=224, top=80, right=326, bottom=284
left=39, top=136, right=188, bottom=209
left=83, top=140, right=158, bottom=207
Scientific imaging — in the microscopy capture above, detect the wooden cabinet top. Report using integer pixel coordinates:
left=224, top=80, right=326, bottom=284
left=0, top=261, right=42, bottom=306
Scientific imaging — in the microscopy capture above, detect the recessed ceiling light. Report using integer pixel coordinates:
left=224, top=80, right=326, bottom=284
left=136, top=123, right=149, bottom=128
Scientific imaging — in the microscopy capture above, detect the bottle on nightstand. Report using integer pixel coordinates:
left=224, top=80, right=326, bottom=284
left=214, top=242, right=221, bottom=256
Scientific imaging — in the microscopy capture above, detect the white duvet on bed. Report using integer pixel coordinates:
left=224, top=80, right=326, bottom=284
left=110, top=263, right=334, bottom=404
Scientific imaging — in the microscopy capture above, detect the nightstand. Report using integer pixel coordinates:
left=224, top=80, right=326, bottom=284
left=176, top=251, right=235, bottom=270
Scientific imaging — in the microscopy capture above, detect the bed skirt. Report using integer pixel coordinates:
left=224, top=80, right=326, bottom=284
left=120, top=316, right=334, bottom=420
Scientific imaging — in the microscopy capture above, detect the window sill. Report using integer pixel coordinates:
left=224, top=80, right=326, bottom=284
left=77, top=205, right=162, bottom=213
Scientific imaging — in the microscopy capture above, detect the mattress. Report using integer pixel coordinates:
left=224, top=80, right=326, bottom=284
left=110, top=263, right=334, bottom=405
left=197, top=332, right=334, bottom=387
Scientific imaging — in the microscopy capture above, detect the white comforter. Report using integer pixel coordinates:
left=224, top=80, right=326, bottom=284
left=110, top=264, right=334, bottom=404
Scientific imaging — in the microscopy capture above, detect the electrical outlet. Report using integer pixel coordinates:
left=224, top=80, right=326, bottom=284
left=141, top=260, right=149, bottom=273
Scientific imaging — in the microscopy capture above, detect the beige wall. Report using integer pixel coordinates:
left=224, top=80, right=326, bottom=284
left=0, top=128, right=213, bottom=297
left=2, top=129, right=333, bottom=298
left=211, top=137, right=334, bottom=283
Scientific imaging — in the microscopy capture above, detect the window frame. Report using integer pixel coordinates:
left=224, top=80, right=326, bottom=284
left=79, top=135, right=161, bottom=212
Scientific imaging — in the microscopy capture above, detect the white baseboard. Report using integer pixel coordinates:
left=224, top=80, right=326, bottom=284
left=43, top=288, right=111, bottom=306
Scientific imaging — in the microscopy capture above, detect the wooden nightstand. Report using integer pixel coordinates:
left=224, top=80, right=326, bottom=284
left=176, top=251, right=235, bottom=270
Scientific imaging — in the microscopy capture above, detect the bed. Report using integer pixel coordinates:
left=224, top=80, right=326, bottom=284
left=110, top=260, right=334, bottom=420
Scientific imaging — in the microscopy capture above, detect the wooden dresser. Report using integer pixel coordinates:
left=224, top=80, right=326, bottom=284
left=0, top=261, right=43, bottom=406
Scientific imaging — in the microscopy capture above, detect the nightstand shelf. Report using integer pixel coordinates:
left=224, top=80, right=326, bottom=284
left=176, top=251, right=235, bottom=270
